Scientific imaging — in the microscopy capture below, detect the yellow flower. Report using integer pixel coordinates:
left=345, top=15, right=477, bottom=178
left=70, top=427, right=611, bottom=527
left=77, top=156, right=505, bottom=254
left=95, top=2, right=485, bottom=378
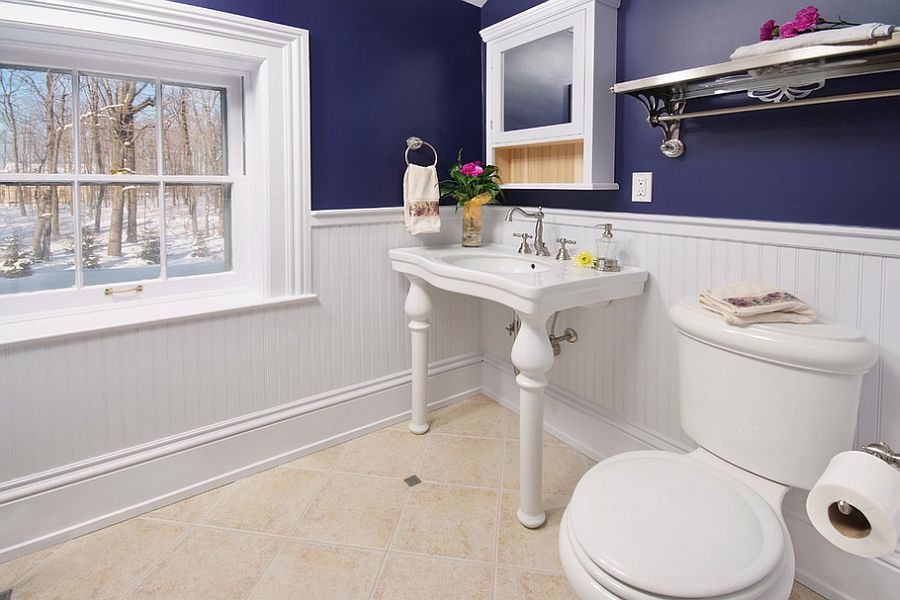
left=572, top=250, right=596, bottom=268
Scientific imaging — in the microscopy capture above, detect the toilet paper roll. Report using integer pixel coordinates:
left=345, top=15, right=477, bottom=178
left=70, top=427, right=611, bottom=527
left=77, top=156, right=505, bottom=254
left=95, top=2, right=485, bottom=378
left=806, top=451, right=900, bottom=558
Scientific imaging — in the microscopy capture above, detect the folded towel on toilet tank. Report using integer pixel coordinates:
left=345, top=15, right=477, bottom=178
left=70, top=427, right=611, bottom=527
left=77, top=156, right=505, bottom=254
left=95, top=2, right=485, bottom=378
left=699, top=280, right=817, bottom=325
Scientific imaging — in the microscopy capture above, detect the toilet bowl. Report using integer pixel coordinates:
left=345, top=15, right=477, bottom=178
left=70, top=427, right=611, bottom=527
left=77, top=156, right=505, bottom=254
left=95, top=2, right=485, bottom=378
left=559, top=298, right=879, bottom=600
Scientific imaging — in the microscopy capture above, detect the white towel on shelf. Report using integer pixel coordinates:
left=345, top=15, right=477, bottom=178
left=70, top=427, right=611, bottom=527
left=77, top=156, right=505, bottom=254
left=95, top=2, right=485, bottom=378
left=730, top=23, right=895, bottom=61
left=699, top=281, right=817, bottom=325
left=403, top=164, right=440, bottom=235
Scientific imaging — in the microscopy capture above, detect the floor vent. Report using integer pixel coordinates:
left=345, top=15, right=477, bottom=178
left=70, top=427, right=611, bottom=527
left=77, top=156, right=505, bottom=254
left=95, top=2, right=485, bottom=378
left=403, top=475, right=421, bottom=487
left=1, top=588, right=12, bottom=600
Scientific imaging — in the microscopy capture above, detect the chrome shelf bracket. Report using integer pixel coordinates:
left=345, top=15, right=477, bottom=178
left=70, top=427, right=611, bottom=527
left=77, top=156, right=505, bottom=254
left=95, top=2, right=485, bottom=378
left=633, top=92, right=687, bottom=158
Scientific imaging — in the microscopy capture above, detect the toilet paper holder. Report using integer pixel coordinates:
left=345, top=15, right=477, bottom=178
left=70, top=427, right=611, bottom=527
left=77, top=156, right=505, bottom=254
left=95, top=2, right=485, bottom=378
left=834, top=443, right=900, bottom=517
left=863, top=442, right=900, bottom=469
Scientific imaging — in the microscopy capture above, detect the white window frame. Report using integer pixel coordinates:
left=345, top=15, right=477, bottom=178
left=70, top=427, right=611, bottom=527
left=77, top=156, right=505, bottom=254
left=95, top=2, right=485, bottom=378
left=0, top=0, right=313, bottom=345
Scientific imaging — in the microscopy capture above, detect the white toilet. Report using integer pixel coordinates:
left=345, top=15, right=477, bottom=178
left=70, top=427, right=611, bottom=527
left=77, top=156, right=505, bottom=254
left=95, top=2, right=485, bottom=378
left=559, top=298, right=879, bottom=600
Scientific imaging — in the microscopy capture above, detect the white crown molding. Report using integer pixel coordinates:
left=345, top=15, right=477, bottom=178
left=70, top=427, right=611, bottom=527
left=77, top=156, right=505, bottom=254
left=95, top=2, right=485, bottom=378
left=480, top=0, right=621, bottom=41
left=2, top=0, right=308, bottom=43
left=460, top=0, right=488, bottom=7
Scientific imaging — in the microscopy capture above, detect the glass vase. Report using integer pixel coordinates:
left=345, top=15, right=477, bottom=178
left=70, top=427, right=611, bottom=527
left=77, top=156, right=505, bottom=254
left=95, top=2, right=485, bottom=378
left=461, top=193, right=490, bottom=247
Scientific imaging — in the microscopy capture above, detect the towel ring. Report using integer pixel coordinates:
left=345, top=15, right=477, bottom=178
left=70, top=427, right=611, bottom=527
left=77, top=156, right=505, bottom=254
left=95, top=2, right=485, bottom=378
left=405, top=136, right=438, bottom=167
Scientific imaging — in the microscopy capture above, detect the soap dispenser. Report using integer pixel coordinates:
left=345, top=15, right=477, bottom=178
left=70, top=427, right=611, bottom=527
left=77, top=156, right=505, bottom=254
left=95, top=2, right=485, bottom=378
left=595, top=223, right=621, bottom=272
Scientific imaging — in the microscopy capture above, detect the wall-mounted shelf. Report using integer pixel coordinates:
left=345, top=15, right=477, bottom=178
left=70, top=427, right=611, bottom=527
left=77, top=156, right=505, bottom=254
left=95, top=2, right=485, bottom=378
left=612, top=32, right=900, bottom=157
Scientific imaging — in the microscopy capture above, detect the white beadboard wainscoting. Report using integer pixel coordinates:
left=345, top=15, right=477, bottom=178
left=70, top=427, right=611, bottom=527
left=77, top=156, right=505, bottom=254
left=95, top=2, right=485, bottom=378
left=481, top=206, right=900, bottom=600
left=0, top=207, right=483, bottom=562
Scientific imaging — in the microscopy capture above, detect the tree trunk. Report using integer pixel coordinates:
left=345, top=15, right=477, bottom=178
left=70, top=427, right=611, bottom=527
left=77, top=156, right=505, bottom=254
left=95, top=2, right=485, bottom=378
left=0, top=72, right=26, bottom=216
left=126, top=191, right=137, bottom=243
left=190, top=189, right=198, bottom=237
left=43, top=73, right=61, bottom=238
left=16, top=186, right=26, bottom=217
left=90, top=85, right=105, bottom=232
left=108, top=188, right=124, bottom=256
left=108, top=110, right=125, bottom=256
left=31, top=190, right=52, bottom=260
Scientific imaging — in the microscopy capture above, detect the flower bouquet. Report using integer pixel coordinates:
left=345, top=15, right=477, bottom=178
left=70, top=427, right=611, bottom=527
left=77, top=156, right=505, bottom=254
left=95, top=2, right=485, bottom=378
left=439, top=151, right=503, bottom=247
left=759, top=5, right=858, bottom=41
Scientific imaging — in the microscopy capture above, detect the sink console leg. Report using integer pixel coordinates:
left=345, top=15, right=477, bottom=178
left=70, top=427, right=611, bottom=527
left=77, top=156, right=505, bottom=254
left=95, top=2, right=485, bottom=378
left=404, top=275, right=432, bottom=434
left=511, top=314, right=554, bottom=528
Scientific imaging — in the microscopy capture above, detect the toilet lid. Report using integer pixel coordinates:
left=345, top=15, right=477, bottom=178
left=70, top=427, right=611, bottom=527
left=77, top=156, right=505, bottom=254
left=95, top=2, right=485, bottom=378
left=569, top=451, right=785, bottom=598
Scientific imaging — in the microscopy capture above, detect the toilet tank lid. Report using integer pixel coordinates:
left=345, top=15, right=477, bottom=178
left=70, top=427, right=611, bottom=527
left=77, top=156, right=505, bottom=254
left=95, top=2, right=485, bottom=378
left=670, top=298, right=879, bottom=374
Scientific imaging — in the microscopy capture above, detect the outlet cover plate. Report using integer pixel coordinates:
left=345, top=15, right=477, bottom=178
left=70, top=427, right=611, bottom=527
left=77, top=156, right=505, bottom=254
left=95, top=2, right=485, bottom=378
left=632, top=172, right=652, bottom=203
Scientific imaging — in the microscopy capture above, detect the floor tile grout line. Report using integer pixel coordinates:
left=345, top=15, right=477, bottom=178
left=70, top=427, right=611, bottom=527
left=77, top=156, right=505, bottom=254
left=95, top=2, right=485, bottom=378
left=117, top=524, right=195, bottom=600
left=367, top=426, right=431, bottom=599
left=496, top=563, right=574, bottom=577
left=117, top=483, right=234, bottom=600
left=2, top=541, right=66, bottom=590
left=330, top=467, right=508, bottom=493
left=384, top=548, right=495, bottom=567
left=240, top=464, right=335, bottom=600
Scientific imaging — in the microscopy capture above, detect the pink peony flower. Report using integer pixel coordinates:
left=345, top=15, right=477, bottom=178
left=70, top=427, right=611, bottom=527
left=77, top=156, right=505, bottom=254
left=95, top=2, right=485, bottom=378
left=780, top=20, right=800, bottom=38
left=460, top=162, right=484, bottom=177
left=793, top=5, right=820, bottom=32
left=759, top=18, right=777, bottom=41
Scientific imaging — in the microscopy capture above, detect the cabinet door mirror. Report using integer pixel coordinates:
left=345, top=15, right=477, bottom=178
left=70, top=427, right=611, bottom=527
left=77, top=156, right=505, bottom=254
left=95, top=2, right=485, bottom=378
left=502, top=28, right=574, bottom=132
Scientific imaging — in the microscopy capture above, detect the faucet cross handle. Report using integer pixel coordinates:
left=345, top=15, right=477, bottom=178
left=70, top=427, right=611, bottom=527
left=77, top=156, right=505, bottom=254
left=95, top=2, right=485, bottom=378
left=555, top=238, right=576, bottom=261
left=513, top=232, right=533, bottom=254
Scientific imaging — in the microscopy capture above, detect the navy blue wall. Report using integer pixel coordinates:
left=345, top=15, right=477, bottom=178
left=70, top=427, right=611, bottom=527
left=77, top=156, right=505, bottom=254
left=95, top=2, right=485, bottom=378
left=484, top=0, right=900, bottom=228
left=175, top=0, right=483, bottom=211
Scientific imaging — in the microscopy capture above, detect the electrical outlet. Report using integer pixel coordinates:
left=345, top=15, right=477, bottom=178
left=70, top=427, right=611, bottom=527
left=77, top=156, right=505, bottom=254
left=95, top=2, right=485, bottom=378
left=632, top=172, right=652, bottom=203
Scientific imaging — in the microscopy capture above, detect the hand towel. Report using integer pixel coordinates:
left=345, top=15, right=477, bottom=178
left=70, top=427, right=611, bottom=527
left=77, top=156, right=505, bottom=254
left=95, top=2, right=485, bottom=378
left=730, top=23, right=895, bottom=61
left=403, top=164, right=441, bottom=235
left=699, top=281, right=817, bottom=325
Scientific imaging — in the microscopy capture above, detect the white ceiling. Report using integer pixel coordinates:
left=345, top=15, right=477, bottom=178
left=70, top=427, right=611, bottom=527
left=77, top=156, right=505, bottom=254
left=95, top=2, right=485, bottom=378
left=460, top=0, right=489, bottom=7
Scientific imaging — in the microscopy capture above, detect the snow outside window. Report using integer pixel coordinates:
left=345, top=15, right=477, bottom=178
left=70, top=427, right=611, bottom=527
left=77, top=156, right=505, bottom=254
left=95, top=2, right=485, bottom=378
left=0, top=0, right=312, bottom=345
left=1, top=68, right=234, bottom=294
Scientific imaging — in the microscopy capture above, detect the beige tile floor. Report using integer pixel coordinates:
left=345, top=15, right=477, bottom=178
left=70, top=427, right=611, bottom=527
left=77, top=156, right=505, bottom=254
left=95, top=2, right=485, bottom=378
left=0, top=394, right=826, bottom=600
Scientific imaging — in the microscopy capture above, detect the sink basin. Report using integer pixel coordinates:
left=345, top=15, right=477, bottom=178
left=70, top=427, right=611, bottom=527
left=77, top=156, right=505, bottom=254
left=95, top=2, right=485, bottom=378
left=441, top=253, right=555, bottom=274
left=389, top=244, right=648, bottom=317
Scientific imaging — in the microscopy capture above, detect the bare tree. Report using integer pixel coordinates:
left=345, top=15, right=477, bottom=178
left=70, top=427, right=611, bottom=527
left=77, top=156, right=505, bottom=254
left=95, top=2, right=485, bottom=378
left=27, top=72, right=68, bottom=258
left=0, top=70, right=27, bottom=217
left=98, top=79, right=154, bottom=255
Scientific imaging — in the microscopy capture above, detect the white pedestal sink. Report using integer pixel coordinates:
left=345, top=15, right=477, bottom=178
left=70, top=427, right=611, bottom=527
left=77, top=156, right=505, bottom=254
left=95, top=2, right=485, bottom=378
left=389, top=244, right=648, bottom=528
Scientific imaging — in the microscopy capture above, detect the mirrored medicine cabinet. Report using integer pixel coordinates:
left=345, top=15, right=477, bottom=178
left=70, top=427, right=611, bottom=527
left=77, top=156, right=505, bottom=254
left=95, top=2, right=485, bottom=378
left=480, top=0, right=620, bottom=190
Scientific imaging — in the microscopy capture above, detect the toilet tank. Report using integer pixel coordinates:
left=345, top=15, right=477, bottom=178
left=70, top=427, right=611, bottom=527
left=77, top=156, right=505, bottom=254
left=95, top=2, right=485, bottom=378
left=669, top=298, right=879, bottom=490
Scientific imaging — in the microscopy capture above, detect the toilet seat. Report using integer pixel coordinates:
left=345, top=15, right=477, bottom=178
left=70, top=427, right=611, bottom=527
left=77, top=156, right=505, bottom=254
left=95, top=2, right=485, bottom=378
left=564, top=451, right=788, bottom=599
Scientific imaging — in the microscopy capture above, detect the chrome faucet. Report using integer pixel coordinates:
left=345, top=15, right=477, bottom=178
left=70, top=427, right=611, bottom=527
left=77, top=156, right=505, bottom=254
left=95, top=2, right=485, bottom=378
left=505, top=206, right=550, bottom=256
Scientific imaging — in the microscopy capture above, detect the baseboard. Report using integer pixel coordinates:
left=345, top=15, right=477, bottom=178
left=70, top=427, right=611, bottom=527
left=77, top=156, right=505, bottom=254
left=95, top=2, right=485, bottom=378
left=0, top=353, right=483, bottom=563
left=481, top=352, right=689, bottom=460
left=481, top=353, right=900, bottom=600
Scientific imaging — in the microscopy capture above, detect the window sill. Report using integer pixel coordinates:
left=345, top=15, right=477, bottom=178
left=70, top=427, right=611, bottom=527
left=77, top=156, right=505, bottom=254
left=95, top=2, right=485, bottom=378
left=0, top=290, right=318, bottom=348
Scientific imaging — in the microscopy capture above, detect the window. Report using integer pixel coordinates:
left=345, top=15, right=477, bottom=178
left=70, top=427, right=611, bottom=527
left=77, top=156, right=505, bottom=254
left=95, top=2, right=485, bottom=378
left=1, top=67, right=234, bottom=293
left=0, top=0, right=311, bottom=343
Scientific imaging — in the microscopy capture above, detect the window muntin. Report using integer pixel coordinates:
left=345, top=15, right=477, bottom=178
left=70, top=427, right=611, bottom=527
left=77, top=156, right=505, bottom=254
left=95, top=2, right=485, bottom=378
left=0, top=63, right=235, bottom=299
